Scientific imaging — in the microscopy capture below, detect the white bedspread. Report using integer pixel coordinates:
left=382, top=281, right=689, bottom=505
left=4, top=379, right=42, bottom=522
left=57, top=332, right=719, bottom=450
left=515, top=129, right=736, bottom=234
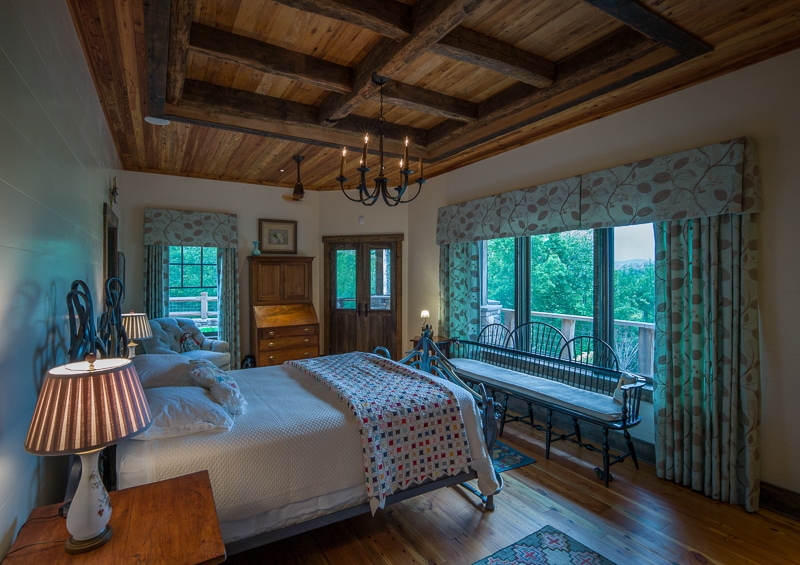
left=116, top=362, right=499, bottom=542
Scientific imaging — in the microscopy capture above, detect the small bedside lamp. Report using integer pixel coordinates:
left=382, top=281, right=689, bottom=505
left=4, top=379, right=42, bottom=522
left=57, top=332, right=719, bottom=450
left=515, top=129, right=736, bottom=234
left=121, top=312, right=152, bottom=358
left=420, top=310, right=430, bottom=332
left=25, top=356, right=151, bottom=554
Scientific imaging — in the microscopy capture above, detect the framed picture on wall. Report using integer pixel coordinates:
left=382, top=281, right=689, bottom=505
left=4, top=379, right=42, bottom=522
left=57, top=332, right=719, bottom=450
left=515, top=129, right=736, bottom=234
left=259, top=219, right=297, bottom=254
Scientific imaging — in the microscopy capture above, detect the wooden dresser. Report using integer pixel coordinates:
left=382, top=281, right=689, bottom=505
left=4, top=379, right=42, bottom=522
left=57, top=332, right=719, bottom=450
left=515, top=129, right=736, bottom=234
left=249, top=256, right=319, bottom=366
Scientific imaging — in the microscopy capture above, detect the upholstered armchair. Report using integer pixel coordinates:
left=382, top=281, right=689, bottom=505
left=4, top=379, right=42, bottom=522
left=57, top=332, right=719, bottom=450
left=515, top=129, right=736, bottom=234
left=141, top=317, right=231, bottom=370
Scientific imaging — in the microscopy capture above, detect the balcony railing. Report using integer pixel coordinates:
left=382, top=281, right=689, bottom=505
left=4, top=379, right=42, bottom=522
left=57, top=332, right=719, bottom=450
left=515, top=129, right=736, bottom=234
left=169, top=292, right=218, bottom=330
left=487, top=307, right=654, bottom=377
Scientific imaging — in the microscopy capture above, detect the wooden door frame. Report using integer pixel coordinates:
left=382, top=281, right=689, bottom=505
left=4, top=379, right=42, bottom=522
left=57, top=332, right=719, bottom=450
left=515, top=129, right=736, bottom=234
left=323, top=233, right=404, bottom=357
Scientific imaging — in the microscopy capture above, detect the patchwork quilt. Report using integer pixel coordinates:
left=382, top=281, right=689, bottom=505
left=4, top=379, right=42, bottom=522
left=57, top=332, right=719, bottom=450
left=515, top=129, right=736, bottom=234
left=288, top=351, right=473, bottom=513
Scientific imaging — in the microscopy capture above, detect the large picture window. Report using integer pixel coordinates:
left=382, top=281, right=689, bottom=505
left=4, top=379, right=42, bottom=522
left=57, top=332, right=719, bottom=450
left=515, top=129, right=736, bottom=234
left=479, top=227, right=654, bottom=378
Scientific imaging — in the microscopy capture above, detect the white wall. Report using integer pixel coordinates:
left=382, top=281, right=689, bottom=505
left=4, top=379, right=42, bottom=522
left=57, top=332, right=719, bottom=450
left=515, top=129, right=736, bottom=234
left=119, top=171, right=322, bottom=356
left=0, top=0, right=120, bottom=555
left=407, top=48, right=800, bottom=494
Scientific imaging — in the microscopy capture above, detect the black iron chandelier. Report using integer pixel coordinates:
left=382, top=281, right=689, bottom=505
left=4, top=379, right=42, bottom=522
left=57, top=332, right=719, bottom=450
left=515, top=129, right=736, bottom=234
left=337, top=73, right=425, bottom=206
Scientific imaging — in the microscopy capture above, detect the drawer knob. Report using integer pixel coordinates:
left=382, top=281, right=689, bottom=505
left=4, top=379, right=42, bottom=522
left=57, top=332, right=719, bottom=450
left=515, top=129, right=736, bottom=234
left=303, top=328, right=310, bottom=333
left=268, top=356, right=275, bottom=361
left=268, top=342, right=275, bottom=347
left=268, top=331, right=275, bottom=337
left=304, top=338, right=310, bottom=343
left=304, top=352, right=311, bottom=357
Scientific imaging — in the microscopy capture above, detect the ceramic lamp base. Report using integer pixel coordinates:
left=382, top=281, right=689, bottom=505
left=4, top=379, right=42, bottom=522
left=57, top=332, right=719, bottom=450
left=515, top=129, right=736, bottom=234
left=65, top=525, right=113, bottom=554
left=127, top=341, right=138, bottom=358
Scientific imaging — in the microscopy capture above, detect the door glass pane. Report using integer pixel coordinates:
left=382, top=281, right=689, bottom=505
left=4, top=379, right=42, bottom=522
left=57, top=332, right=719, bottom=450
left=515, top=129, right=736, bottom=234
left=614, top=224, right=655, bottom=377
left=370, top=248, right=391, bottom=311
left=335, top=249, right=356, bottom=309
left=530, top=230, right=594, bottom=340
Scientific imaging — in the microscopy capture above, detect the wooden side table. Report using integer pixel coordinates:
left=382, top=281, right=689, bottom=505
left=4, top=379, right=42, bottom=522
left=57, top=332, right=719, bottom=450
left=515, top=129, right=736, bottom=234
left=410, top=334, right=452, bottom=358
left=5, top=471, right=225, bottom=564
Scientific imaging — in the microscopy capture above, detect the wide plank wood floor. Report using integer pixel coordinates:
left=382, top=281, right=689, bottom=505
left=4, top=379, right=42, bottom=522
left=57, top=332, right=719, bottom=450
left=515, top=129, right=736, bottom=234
left=227, top=421, right=800, bottom=564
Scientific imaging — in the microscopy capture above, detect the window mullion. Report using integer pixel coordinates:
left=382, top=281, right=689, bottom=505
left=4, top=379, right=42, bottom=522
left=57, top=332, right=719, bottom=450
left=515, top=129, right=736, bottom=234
left=594, top=228, right=614, bottom=347
left=515, top=236, right=531, bottom=328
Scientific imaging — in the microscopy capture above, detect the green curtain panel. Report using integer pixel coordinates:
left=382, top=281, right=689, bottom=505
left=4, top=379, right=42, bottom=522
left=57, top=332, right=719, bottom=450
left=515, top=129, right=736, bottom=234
left=654, top=214, right=760, bottom=511
left=439, top=242, right=481, bottom=341
left=217, top=248, right=241, bottom=369
left=143, top=245, right=169, bottom=320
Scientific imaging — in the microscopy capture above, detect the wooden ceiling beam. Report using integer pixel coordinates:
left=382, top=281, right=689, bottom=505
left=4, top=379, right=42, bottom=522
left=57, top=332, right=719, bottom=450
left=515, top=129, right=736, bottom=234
left=269, top=0, right=411, bottom=41
left=430, top=26, right=555, bottom=88
left=189, top=23, right=354, bottom=94
left=381, top=81, right=478, bottom=122
left=318, top=0, right=491, bottom=125
left=144, top=0, right=172, bottom=117
left=582, top=0, right=712, bottom=56
left=171, top=79, right=427, bottom=155
left=426, top=27, right=663, bottom=151
left=166, top=0, right=194, bottom=105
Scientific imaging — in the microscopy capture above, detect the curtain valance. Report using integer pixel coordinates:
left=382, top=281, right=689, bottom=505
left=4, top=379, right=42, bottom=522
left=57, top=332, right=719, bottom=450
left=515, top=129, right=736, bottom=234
left=143, top=208, right=239, bottom=248
left=436, top=137, right=760, bottom=244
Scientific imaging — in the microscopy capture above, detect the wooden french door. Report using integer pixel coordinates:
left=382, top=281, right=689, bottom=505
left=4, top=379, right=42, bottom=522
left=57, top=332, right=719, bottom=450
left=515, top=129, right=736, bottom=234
left=323, top=234, right=403, bottom=359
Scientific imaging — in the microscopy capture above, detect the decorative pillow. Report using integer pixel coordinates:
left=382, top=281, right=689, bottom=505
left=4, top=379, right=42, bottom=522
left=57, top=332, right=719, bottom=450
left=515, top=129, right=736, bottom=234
left=189, top=360, right=248, bottom=416
left=613, top=373, right=639, bottom=404
left=132, top=354, right=193, bottom=388
left=132, top=386, right=234, bottom=441
left=180, top=332, right=201, bottom=352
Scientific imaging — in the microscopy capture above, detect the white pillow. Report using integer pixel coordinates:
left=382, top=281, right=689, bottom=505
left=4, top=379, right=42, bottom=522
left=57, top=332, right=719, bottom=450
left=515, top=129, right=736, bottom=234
left=189, top=360, right=247, bottom=416
left=132, top=386, right=234, bottom=440
left=133, top=354, right=193, bottom=388
left=613, top=372, right=640, bottom=404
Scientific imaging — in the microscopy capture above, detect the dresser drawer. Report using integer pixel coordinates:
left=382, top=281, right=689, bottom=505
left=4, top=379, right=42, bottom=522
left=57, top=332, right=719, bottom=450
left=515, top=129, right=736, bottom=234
left=259, top=335, right=318, bottom=351
left=258, top=324, right=318, bottom=340
left=258, top=347, right=319, bottom=366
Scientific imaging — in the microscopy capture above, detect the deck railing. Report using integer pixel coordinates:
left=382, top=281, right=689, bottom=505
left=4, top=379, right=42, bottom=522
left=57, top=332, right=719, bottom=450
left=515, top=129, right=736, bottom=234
left=168, top=292, right=218, bottom=329
left=492, top=308, right=654, bottom=377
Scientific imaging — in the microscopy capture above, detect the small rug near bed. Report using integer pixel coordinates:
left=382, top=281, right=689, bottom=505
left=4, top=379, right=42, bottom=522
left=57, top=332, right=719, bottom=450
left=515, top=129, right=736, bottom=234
left=492, top=441, right=535, bottom=473
left=472, top=525, right=616, bottom=565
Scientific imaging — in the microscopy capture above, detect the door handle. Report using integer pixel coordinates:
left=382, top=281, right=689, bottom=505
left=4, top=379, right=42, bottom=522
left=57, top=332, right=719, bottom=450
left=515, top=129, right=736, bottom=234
left=364, top=302, right=369, bottom=318
left=357, top=302, right=362, bottom=317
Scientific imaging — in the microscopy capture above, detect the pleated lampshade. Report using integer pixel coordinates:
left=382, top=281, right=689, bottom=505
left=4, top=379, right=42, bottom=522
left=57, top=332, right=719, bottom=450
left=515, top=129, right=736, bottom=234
left=25, top=358, right=151, bottom=455
left=121, top=312, right=153, bottom=341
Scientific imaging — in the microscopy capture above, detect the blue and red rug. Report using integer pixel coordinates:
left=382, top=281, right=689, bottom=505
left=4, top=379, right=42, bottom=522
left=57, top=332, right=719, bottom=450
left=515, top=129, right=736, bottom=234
left=472, top=525, right=617, bottom=565
left=492, top=441, right=536, bottom=473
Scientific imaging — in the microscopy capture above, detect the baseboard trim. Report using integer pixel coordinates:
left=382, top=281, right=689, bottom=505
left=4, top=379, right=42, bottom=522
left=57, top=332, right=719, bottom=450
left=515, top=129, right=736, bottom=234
left=760, top=482, right=800, bottom=520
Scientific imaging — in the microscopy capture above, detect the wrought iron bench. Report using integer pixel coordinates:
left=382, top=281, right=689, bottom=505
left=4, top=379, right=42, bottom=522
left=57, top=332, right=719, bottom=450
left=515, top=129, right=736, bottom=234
left=446, top=339, right=645, bottom=486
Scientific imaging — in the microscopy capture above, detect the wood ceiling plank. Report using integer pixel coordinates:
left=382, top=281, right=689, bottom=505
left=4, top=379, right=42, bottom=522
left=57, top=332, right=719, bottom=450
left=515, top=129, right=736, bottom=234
left=429, top=26, right=555, bottom=88
left=270, top=0, right=412, bottom=40
left=317, top=0, right=492, bottom=124
left=583, top=0, right=712, bottom=56
left=426, top=27, right=663, bottom=151
left=381, top=81, right=478, bottom=122
left=189, top=23, right=354, bottom=94
left=166, top=0, right=194, bottom=104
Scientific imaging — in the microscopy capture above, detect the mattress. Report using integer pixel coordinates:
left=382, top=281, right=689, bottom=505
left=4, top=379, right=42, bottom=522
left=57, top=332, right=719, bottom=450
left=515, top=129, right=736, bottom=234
left=116, top=361, right=499, bottom=543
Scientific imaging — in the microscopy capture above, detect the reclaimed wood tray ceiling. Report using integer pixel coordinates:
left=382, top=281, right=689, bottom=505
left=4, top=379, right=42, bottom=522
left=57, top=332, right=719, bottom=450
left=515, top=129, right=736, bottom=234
left=69, top=0, right=800, bottom=192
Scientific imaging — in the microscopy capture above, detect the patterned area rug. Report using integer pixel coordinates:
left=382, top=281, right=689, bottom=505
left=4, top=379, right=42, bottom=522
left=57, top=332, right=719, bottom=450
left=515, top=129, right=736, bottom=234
left=472, top=525, right=617, bottom=565
left=492, top=441, right=536, bottom=473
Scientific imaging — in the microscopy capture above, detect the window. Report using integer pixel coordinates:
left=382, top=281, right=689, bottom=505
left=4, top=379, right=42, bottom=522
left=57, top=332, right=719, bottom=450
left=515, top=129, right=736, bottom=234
left=479, top=226, right=655, bottom=378
left=169, top=246, right=219, bottom=337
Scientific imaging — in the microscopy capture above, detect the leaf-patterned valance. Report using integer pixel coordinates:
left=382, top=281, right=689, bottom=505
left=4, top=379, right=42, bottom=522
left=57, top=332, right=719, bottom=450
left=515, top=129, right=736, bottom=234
left=143, top=208, right=239, bottom=248
left=436, top=137, right=761, bottom=244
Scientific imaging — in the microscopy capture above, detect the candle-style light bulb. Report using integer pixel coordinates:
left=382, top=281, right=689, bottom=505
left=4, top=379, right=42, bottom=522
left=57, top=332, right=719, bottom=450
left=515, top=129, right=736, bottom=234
left=403, top=137, right=409, bottom=170
left=362, top=135, right=368, bottom=169
left=340, top=147, right=346, bottom=177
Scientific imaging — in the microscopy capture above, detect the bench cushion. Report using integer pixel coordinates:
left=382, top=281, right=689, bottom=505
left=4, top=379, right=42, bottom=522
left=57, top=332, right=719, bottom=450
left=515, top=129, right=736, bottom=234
left=450, top=358, right=623, bottom=422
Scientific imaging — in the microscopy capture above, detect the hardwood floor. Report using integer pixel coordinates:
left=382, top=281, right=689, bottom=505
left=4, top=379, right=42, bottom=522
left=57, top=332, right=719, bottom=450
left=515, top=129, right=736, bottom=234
left=227, top=422, right=800, bottom=564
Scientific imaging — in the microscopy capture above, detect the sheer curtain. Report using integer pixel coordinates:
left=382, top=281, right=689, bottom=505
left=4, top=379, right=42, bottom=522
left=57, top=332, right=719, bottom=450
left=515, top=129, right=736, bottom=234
left=654, top=214, right=760, bottom=510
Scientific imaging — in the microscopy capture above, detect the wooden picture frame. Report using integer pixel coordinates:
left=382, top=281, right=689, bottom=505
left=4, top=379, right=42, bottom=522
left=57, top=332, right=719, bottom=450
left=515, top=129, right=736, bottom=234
left=259, top=219, right=297, bottom=254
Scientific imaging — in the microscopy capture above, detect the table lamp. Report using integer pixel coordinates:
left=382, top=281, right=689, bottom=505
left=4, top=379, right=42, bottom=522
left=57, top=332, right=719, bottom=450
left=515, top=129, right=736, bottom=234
left=25, top=355, right=152, bottom=553
left=121, top=312, right=152, bottom=358
left=420, top=309, right=430, bottom=332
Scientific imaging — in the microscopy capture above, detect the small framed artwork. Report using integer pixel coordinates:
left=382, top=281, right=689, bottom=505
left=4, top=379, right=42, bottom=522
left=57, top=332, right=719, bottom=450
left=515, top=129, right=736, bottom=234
left=259, top=219, right=297, bottom=254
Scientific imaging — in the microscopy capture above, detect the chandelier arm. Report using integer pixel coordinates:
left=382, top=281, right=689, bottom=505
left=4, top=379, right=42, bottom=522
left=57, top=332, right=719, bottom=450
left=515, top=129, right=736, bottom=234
left=394, top=180, right=426, bottom=204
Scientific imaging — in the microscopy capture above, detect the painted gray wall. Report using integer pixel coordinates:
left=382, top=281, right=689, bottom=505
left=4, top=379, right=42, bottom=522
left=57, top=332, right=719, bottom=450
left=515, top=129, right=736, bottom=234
left=0, top=0, right=120, bottom=556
